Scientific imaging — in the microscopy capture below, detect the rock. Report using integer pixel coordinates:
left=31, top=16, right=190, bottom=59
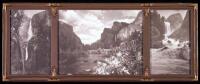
left=58, top=21, right=84, bottom=74
left=117, top=24, right=141, bottom=41
left=27, top=10, right=51, bottom=74
left=169, top=11, right=189, bottom=42
left=166, top=13, right=183, bottom=32
left=59, top=21, right=83, bottom=51
left=181, top=46, right=190, bottom=60
left=150, top=10, right=165, bottom=48
left=90, top=11, right=143, bottom=49
left=100, top=28, right=116, bottom=49
left=132, top=11, right=143, bottom=26
left=111, top=21, right=129, bottom=33
left=116, top=11, right=143, bottom=42
left=85, top=69, right=91, bottom=72
left=97, top=21, right=130, bottom=49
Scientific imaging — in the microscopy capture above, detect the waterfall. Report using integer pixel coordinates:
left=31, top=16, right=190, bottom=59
left=162, top=21, right=181, bottom=49
left=25, top=19, right=33, bottom=61
left=27, top=20, right=33, bottom=41
left=25, top=47, right=28, bottom=61
left=164, top=21, right=172, bottom=39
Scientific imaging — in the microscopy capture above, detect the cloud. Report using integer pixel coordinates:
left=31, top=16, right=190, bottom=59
left=78, top=33, right=99, bottom=44
left=156, top=10, right=188, bottom=19
left=59, top=10, right=141, bottom=44
left=23, top=10, right=45, bottom=18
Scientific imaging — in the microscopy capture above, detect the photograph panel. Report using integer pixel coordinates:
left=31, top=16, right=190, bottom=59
left=58, top=10, right=144, bottom=75
left=10, top=10, right=51, bottom=74
left=150, top=10, right=190, bottom=74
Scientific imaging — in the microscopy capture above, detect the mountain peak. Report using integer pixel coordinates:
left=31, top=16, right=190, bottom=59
left=111, top=21, right=129, bottom=32
left=132, top=11, right=143, bottom=25
left=166, top=12, right=183, bottom=34
left=167, top=13, right=183, bottom=23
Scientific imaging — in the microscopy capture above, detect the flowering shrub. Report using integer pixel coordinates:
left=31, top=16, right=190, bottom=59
left=94, top=31, right=143, bottom=75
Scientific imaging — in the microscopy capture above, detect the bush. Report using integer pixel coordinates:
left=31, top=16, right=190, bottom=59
left=94, top=31, right=143, bottom=75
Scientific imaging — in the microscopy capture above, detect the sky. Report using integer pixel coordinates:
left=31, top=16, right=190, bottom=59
left=59, top=10, right=141, bottom=45
left=23, top=10, right=45, bottom=18
left=22, top=10, right=187, bottom=45
left=156, top=10, right=188, bottom=19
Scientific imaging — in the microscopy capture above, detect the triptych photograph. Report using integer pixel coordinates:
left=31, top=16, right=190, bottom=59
left=2, top=3, right=198, bottom=81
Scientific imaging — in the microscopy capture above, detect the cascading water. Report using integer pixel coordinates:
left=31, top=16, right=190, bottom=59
left=162, top=21, right=181, bottom=49
left=27, top=19, right=33, bottom=41
left=20, top=18, right=33, bottom=74
left=164, top=21, right=172, bottom=39
left=25, top=20, right=33, bottom=61
left=25, top=47, right=28, bottom=60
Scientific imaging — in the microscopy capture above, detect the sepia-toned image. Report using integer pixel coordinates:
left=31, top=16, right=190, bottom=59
left=58, top=10, right=144, bottom=75
left=3, top=3, right=198, bottom=81
left=10, top=10, right=51, bottom=74
left=150, top=10, right=190, bottom=74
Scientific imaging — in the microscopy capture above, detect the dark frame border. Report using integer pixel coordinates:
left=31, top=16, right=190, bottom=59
left=2, top=3, right=198, bottom=82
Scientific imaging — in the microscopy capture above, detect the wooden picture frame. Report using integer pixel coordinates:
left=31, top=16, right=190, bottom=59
left=2, top=3, right=198, bottom=81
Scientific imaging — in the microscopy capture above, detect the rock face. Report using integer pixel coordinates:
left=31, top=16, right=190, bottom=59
left=59, top=21, right=84, bottom=74
left=132, top=11, right=143, bottom=26
left=167, top=13, right=183, bottom=32
left=90, top=11, right=143, bottom=49
left=27, top=11, right=51, bottom=74
left=117, top=23, right=142, bottom=41
left=59, top=21, right=83, bottom=52
left=100, top=28, right=116, bottom=49
left=90, top=21, right=129, bottom=49
left=100, top=21, right=130, bottom=49
left=169, top=11, right=189, bottom=42
left=150, top=10, right=166, bottom=48
left=117, top=11, right=143, bottom=41
left=11, top=10, right=51, bottom=74
left=112, top=21, right=129, bottom=33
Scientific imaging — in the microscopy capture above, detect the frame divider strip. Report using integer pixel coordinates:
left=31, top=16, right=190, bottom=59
left=50, top=6, right=59, bottom=80
left=143, top=7, right=151, bottom=80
